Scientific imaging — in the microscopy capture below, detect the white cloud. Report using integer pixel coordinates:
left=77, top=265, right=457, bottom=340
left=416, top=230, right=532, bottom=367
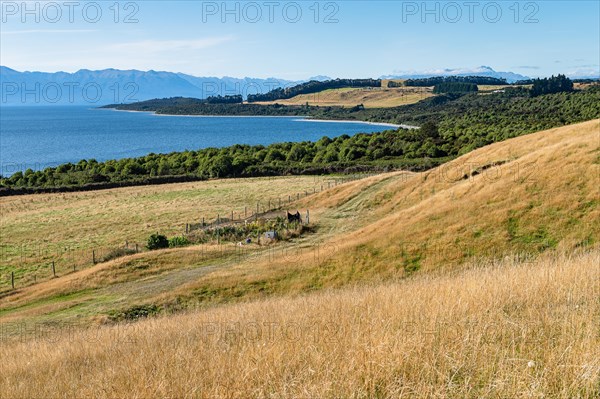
left=513, top=66, right=540, bottom=70
left=565, top=66, right=600, bottom=78
left=390, top=66, right=496, bottom=76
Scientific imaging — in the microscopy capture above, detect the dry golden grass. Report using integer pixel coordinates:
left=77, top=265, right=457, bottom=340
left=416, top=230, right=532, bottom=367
left=575, top=82, right=600, bottom=90
left=0, top=243, right=256, bottom=324
left=319, top=119, right=600, bottom=269
left=163, top=120, right=599, bottom=307
left=255, top=86, right=433, bottom=108
left=1, top=250, right=598, bottom=398
left=477, top=84, right=514, bottom=91
left=380, top=79, right=405, bottom=87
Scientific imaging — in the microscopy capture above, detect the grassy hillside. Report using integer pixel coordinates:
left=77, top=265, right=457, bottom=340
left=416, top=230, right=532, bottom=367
left=1, top=250, right=597, bottom=398
left=1, top=120, right=597, bottom=325
left=255, top=86, right=433, bottom=108
left=157, top=119, right=599, bottom=306
left=0, top=120, right=598, bottom=397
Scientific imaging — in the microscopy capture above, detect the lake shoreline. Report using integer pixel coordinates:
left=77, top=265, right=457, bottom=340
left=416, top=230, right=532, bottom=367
left=104, top=107, right=416, bottom=129
left=297, top=118, right=417, bottom=129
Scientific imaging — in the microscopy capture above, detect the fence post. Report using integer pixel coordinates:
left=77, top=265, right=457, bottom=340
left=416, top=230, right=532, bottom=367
left=135, top=243, right=138, bottom=253
left=202, top=217, right=205, bottom=226
left=231, top=210, right=234, bottom=222
left=244, top=206, right=247, bottom=218
left=52, top=261, right=56, bottom=277
left=268, top=199, right=271, bottom=210
left=11, top=272, right=14, bottom=290
left=279, top=198, right=281, bottom=208
left=92, top=250, right=96, bottom=265
left=256, top=202, right=259, bottom=215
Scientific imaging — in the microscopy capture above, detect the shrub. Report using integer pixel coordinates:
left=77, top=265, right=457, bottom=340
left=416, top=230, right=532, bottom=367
left=169, top=236, right=190, bottom=248
left=100, top=247, right=137, bottom=263
left=147, top=233, right=169, bottom=250
left=109, top=304, right=160, bottom=321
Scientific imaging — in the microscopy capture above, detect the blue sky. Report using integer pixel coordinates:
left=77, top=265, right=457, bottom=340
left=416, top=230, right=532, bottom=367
left=1, top=1, right=598, bottom=79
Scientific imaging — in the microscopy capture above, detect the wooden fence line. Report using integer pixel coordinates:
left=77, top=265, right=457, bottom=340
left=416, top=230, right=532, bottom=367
left=1, top=172, right=380, bottom=293
left=184, top=173, right=378, bottom=234
left=1, top=241, right=144, bottom=293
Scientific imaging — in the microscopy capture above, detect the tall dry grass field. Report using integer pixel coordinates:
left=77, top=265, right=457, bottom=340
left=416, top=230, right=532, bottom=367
left=1, top=250, right=598, bottom=398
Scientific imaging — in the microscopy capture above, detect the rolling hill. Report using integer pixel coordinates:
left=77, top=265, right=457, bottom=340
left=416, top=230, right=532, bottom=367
left=254, top=86, right=434, bottom=108
left=0, top=120, right=598, bottom=397
left=1, top=119, right=597, bottom=321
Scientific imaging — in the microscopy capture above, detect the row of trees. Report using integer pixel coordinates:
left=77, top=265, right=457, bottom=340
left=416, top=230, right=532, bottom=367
left=404, top=76, right=508, bottom=87
left=1, top=126, right=450, bottom=192
left=102, top=95, right=243, bottom=110
left=530, top=74, right=574, bottom=97
left=247, top=79, right=381, bottom=102
left=433, top=82, right=478, bottom=94
left=102, top=95, right=244, bottom=111
left=205, top=94, right=243, bottom=104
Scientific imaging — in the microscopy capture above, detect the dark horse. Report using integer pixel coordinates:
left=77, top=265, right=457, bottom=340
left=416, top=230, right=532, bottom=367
left=287, top=211, right=302, bottom=224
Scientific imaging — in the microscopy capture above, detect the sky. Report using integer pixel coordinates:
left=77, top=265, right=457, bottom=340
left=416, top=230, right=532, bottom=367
left=1, top=0, right=599, bottom=79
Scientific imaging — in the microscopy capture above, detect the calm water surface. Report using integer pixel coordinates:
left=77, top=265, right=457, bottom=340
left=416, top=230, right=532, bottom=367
left=0, top=106, right=394, bottom=175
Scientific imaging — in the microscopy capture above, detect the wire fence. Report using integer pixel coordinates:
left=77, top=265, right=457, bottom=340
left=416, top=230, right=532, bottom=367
left=183, top=174, right=374, bottom=233
left=1, top=173, right=380, bottom=294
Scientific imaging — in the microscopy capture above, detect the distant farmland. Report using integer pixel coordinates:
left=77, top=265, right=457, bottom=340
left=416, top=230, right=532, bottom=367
left=255, top=86, right=434, bottom=108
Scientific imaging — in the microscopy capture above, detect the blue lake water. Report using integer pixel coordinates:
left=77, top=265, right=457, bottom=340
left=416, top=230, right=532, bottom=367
left=0, top=106, right=395, bottom=176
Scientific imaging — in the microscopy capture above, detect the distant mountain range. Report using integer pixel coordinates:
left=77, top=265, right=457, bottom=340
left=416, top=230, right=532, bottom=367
left=381, top=66, right=530, bottom=83
left=0, top=66, right=298, bottom=106
left=3, top=65, right=589, bottom=106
